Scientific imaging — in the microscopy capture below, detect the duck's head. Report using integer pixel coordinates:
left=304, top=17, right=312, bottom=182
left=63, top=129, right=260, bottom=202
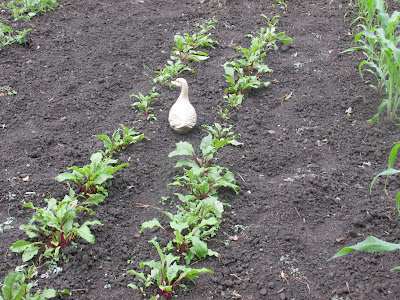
left=171, top=78, right=187, bottom=88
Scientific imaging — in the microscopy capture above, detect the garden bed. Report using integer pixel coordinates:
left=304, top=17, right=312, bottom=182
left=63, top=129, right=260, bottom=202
left=1, top=0, right=400, bottom=299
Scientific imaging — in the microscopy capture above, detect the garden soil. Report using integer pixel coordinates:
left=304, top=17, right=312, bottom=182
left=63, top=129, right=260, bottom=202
left=2, top=0, right=400, bottom=299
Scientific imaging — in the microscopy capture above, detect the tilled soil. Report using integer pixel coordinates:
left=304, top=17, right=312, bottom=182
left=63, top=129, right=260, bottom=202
left=1, top=0, right=400, bottom=299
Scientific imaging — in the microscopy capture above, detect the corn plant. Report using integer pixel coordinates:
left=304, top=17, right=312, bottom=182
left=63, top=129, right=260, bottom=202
left=344, top=8, right=400, bottom=123
left=331, top=142, right=400, bottom=270
left=331, top=236, right=400, bottom=270
left=0, top=23, right=31, bottom=50
left=1, top=0, right=58, bottom=21
left=10, top=194, right=103, bottom=263
left=95, top=124, right=148, bottom=156
left=345, top=0, right=387, bottom=28
left=127, top=238, right=212, bottom=299
left=130, top=88, right=159, bottom=120
left=370, top=142, right=400, bottom=215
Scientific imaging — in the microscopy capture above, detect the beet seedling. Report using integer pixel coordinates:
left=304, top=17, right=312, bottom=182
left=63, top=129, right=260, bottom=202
left=55, top=151, right=129, bottom=202
left=0, top=23, right=31, bottom=50
left=95, top=124, right=148, bottom=156
left=10, top=194, right=103, bottom=263
left=168, top=165, right=240, bottom=200
left=141, top=217, right=219, bottom=264
left=222, top=61, right=270, bottom=108
left=217, top=105, right=230, bottom=122
left=202, top=123, right=243, bottom=147
left=153, top=20, right=218, bottom=86
left=130, top=88, right=160, bottom=120
left=153, top=59, right=194, bottom=86
left=127, top=237, right=212, bottom=299
left=1, top=0, right=58, bottom=21
left=0, top=269, right=57, bottom=300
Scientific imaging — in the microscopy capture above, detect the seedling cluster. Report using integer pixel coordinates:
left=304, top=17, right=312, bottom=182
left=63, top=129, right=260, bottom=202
left=0, top=0, right=59, bottom=51
left=4, top=124, right=147, bottom=297
left=1, top=6, right=295, bottom=300
left=343, top=0, right=400, bottom=123
left=222, top=15, right=292, bottom=108
left=331, top=0, right=400, bottom=270
left=128, top=126, right=242, bottom=298
left=153, top=20, right=218, bottom=86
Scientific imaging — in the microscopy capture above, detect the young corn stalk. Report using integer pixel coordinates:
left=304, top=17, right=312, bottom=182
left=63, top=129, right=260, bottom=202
left=344, top=6, right=400, bottom=123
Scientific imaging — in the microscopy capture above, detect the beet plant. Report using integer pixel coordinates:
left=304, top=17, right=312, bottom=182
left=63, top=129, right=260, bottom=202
left=222, top=14, right=292, bottom=108
left=95, top=124, right=148, bottom=156
left=168, top=133, right=241, bottom=170
left=153, top=20, right=218, bottom=86
left=0, top=270, right=56, bottom=299
left=168, top=165, right=239, bottom=200
left=1, top=0, right=58, bottom=21
left=0, top=23, right=31, bottom=50
left=130, top=88, right=160, bottom=120
left=10, top=194, right=103, bottom=264
left=55, top=151, right=128, bottom=203
left=0, top=265, right=69, bottom=299
left=202, top=123, right=242, bottom=143
left=127, top=237, right=212, bottom=299
left=141, top=217, right=219, bottom=264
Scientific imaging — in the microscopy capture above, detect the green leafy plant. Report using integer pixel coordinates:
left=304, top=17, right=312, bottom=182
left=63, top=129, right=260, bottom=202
left=0, top=86, right=17, bottom=96
left=168, top=164, right=239, bottom=200
left=153, top=59, right=194, bottom=86
left=168, top=133, right=241, bottom=170
left=222, top=61, right=270, bottom=108
left=343, top=1, right=400, bottom=123
left=127, top=238, right=212, bottom=299
left=1, top=0, right=58, bottom=21
left=331, top=236, right=400, bottom=270
left=370, top=142, right=400, bottom=215
left=216, top=105, right=230, bottom=122
left=0, top=23, right=31, bottom=50
left=10, top=194, right=103, bottom=263
left=130, top=88, right=159, bottom=120
left=55, top=151, right=129, bottom=203
left=0, top=270, right=56, bottom=300
left=141, top=216, right=219, bottom=264
left=153, top=20, right=218, bottom=86
left=171, top=20, right=218, bottom=63
left=221, top=15, right=292, bottom=108
left=202, top=123, right=243, bottom=146
left=95, top=124, right=148, bottom=156
left=331, top=142, right=400, bottom=270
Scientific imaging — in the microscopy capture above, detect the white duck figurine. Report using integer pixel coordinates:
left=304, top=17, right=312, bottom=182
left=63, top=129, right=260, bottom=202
left=169, top=78, right=197, bottom=134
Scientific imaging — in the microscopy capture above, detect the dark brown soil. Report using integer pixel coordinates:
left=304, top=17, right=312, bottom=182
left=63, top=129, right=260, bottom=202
left=2, top=0, right=400, bottom=299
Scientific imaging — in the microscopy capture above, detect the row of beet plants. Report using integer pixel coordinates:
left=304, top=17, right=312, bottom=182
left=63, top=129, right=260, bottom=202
left=130, top=20, right=218, bottom=121
left=126, top=124, right=242, bottom=299
left=0, top=0, right=59, bottom=51
left=0, top=125, right=147, bottom=299
left=221, top=14, right=292, bottom=109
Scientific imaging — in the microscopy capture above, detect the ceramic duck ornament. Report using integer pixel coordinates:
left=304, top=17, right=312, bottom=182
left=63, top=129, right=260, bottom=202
left=169, top=78, right=197, bottom=134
